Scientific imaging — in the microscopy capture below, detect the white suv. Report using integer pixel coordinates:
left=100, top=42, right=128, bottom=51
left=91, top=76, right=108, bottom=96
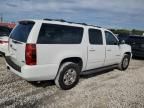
left=5, top=19, right=132, bottom=90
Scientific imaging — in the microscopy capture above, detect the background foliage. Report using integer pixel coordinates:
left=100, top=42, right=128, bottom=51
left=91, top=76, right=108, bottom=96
left=110, top=29, right=144, bottom=35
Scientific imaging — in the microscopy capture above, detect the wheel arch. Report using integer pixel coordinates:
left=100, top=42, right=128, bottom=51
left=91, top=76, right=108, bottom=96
left=124, top=52, right=132, bottom=58
left=59, top=57, right=83, bottom=71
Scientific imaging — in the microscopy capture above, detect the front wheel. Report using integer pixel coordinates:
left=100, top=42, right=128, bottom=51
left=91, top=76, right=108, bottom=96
left=55, top=62, right=80, bottom=90
left=118, top=54, right=130, bottom=71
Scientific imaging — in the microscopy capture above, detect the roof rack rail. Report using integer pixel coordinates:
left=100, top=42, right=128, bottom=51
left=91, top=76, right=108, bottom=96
left=88, top=25, right=101, bottom=28
left=44, top=18, right=66, bottom=22
left=43, top=18, right=101, bottom=28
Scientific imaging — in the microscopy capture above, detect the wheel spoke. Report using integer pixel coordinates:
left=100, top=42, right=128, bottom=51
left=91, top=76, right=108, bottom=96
left=63, top=68, right=77, bottom=86
left=123, top=58, right=129, bottom=68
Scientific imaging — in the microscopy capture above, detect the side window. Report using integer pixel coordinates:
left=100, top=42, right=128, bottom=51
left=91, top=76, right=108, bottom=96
left=89, top=29, right=103, bottom=45
left=37, top=23, right=83, bottom=44
left=105, top=31, right=118, bottom=45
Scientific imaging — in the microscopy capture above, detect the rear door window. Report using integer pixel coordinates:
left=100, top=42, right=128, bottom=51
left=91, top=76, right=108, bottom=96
left=89, top=29, right=103, bottom=45
left=37, top=23, right=83, bottom=44
left=10, top=21, right=34, bottom=42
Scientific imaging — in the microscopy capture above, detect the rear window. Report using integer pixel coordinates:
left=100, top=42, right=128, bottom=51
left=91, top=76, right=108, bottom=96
left=37, top=23, right=83, bottom=44
left=10, top=21, right=34, bottom=42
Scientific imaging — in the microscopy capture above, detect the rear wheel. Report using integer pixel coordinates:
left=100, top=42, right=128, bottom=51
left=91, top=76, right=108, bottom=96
left=55, top=62, right=80, bottom=90
left=118, top=54, right=130, bottom=71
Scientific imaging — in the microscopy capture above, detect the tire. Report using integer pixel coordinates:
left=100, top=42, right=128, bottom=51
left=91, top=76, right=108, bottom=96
left=118, top=54, right=130, bottom=71
left=55, top=62, right=80, bottom=90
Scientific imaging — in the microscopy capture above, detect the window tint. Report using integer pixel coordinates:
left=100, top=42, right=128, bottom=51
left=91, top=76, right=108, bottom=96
left=10, top=21, right=34, bottom=42
left=89, top=29, right=103, bottom=45
left=105, top=31, right=118, bottom=45
left=37, top=24, right=83, bottom=44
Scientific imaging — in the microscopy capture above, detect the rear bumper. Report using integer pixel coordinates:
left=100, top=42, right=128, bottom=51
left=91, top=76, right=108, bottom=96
left=5, top=56, right=21, bottom=72
left=0, top=44, right=8, bottom=55
left=5, top=56, right=59, bottom=81
left=0, top=51, right=5, bottom=56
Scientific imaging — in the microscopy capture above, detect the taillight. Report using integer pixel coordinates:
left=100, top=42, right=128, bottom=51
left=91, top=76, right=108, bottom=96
left=25, top=44, right=37, bottom=65
left=0, top=40, right=8, bottom=44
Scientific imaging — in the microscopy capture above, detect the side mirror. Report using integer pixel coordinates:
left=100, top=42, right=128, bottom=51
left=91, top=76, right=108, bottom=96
left=121, top=40, right=126, bottom=44
left=119, top=40, right=125, bottom=44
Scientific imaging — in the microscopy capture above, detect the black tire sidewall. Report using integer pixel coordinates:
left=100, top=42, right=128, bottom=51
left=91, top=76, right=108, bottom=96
left=121, top=55, right=130, bottom=70
left=58, top=63, right=80, bottom=90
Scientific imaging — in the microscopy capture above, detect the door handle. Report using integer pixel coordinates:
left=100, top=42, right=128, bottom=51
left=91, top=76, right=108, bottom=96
left=107, top=49, right=111, bottom=51
left=89, top=48, right=95, bottom=52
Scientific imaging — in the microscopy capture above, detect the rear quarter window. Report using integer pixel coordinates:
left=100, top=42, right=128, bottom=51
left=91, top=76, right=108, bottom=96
left=37, top=23, right=84, bottom=44
left=10, top=21, right=34, bottom=42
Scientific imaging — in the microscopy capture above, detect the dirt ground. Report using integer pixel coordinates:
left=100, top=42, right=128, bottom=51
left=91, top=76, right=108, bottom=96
left=0, top=57, right=144, bottom=108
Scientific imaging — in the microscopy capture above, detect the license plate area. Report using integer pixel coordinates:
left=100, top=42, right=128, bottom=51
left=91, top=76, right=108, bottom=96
left=9, top=39, right=17, bottom=58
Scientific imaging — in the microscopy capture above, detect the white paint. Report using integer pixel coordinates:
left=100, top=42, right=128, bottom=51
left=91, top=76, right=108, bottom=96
left=6, top=19, right=132, bottom=81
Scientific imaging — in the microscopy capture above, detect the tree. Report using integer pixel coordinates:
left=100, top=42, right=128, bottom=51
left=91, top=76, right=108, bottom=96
left=131, top=29, right=143, bottom=35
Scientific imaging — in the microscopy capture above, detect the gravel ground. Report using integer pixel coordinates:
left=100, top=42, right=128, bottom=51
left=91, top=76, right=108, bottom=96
left=0, top=57, right=144, bottom=108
